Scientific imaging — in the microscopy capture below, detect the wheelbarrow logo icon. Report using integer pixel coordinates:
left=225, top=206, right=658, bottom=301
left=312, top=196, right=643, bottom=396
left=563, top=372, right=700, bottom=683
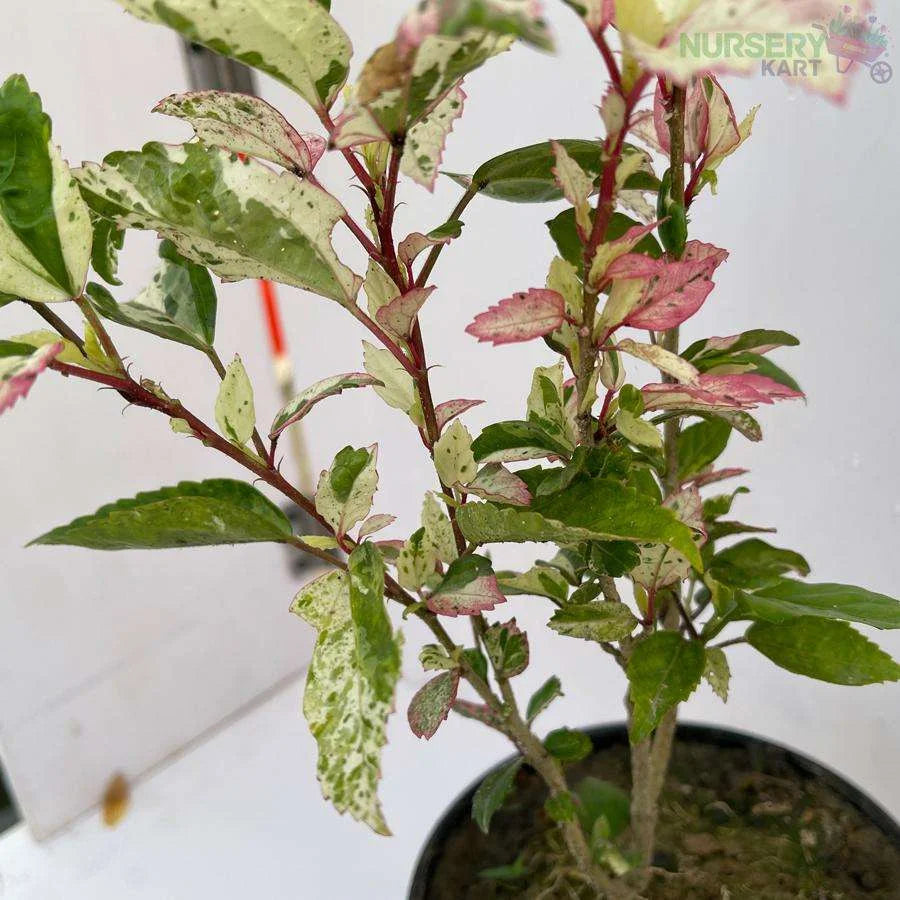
left=815, top=7, right=892, bottom=84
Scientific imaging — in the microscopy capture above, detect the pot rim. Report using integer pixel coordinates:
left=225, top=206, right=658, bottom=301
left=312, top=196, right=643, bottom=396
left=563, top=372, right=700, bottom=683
left=407, top=720, right=900, bottom=899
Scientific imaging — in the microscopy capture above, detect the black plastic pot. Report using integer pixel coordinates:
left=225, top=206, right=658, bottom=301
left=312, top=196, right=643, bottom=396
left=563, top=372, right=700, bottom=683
left=408, top=722, right=900, bottom=899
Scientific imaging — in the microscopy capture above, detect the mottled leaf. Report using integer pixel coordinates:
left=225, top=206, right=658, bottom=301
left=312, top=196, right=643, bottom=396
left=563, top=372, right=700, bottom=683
left=89, top=215, right=125, bottom=286
left=551, top=141, right=594, bottom=233
left=358, top=513, right=396, bottom=539
left=465, top=463, right=532, bottom=506
left=398, top=219, right=463, bottom=267
left=616, top=408, right=662, bottom=449
left=435, top=397, right=484, bottom=432
left=116, top=0, right=352, bottom=109
left=483, top=618, right=529, bottom=678
left=362, top=340, right=423, bottom=424
left=428, top=554, right=506, bottom=617
left=628, top=632, right=705, bottom=743
left=466, top=288, right=565, bottom=346
left=315, top=444, right=379, bottom=537
left=77, top=143, right=361, bottom=303
left=397, top=527, right=436, bottom=591
left=545, top=728, right=592, bottom=763
left=0, top=340, right=63, bottom=416
left=421, top=492, right=458, bottom=564
left=498, top=565, right=569, bottom=603
left=408, top=670, right=460, bottom=739
left=0, top=75, right=91, bottom=302
left=270, top=372, right=379, bottom=438
left=291, top=562, right=400, bottom=835
left=747, top=618, right=900, bottom=686
left=472, top=420, right=572, bottom=464
left=615, top=338, right=698, bottom=385
left=434, top=419, right=478, bottom=487
left=376, top=286, right=435, bottom=338
left=31, top=479, right=292, bottom=549
left=215, top=353, right=255, bottom=445
left=401, top=86, right=465, bottom=190
left=155, top=90, right=326, bottom=172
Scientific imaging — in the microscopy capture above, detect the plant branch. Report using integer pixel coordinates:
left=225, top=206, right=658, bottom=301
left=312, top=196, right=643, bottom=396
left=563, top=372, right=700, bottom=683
left=24, top=300, right=86, bottom=353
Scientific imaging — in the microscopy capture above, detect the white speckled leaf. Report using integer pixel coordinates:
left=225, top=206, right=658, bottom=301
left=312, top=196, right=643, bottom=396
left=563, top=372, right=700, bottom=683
left=408, top=670, right=459, bottom=739
left=421, top=493, right=458, bottom=565
left=214, top=353, right=256, bottom=446
left=0, top=76, right=91, bottom=302
left=401, top=86, right=465, bottom=190
left=155, top=91, right=326, bottom=173
left=291, top=567, right=401, bottom=835
left=362, top=340, right=423, bottom=425
left=434, top=420, right=477, bottom=487
left=315, top=444, right=379, bottom=537
left=76, top=143, right=361, bottom=303
left=115, top=0, right=352, bottom=109
left=396, top=528, right=436, bottom=592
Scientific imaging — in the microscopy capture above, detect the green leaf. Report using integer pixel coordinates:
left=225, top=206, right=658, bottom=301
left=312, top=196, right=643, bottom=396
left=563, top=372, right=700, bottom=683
left=270, top=372, right=379, bottom=438
left=682, top=329, right=799, bottom=361
left=546, top=209, right=662, bottom=275
left=628, top=632, right=705, bottom=743
left=89, top=214, right=125, bottom=286
left=85, top=241, right=218, bottom=352
left=526, top=675, right=563, bottom=723
left=315, top=445, right=378, bottom=537
left=0, top=75, right=91, bottom=302
left=441, top=0, right=554, bottom=50
left=747, top=618, right=900, bottom=686
left=738, top=580, right=900, bottom=630
left=483, top=619, right=529, bottom=678
left=497, top=565, right=569, bottom=603
left=472, top=420, right=573, bottom=463
left=545, top=728, right=592, bottom=763
left=116, top=0, right=351, bottom=109
left=458, top=478, right=702, bottom=571
left=575, top=776, right=631, bottom=840
left=616, top=409, right=663, bottom=449
left=472, top=758, right=522, bottom=834
left=477, top=855, right=529, bottom=882
left=544, top=792, right=578, bottom=822
left=291, top=567, right=400, bottom=835
left=709, top=538, right=810, bottom=591
left=31, top=479, right=291, bottom=549
left=703, top=647, right=730, bottom=701
left=215, top=353, right=255, bottom=445
left=590, top=541, right=642, bottom=578
left=549, top=602, right=639, bottom=643
left=677, top=418, right=732, bottom=480
left=449, top=139, right=604, bottom=203
left=76, top=142, right=361, bottom=303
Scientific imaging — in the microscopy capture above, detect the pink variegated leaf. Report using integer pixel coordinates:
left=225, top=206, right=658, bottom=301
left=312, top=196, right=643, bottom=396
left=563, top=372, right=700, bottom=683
left=427, top=554, right=506, bottom=617
left=408, top=670, right=460, bottom=740
left=464, top=463, right=532, bottom=507
left=452, top=699, right=503, bottom=728
left=589, top=220, right=661, bottom=285
left=642, top=373, right=803, bottom=412
left=435, top=398, right=484, bottom=432
left=618, top=241, right=729, bottom=331
left=653, top=79, right=709, bottom=163
left=607, top=253, right=660, bottom=280
left=0, top=341, right=63, bottom=416
left=704, top=76, right=742, bottom=162
left=358, top=514, right=397, bottom=540
left=687, top=467, right=749, bottom=488
left=466, top=289, right=566, bottom=346
left=398, top=220, right=462, bottom=268
left=375, top=286, right=436, bottom=339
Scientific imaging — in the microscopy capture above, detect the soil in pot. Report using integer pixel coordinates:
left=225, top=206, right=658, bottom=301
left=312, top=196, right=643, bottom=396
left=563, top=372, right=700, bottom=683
left=418, top=727, right=900, bottom=899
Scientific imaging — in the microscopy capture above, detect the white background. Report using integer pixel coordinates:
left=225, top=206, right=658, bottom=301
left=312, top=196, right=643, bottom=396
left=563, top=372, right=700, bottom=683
left=1, top=0, right=898, bottom=892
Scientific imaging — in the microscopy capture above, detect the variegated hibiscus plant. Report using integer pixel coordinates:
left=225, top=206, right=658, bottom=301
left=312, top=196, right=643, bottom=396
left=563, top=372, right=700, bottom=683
left=2, top=0, right=899, bottom=895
